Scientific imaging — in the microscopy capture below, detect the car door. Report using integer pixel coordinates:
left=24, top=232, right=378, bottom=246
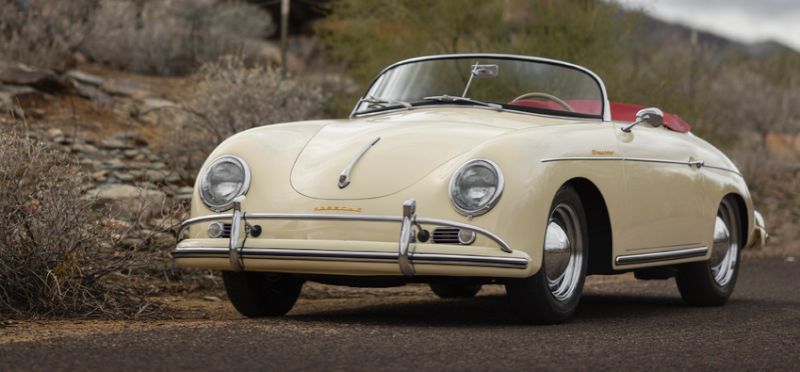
left=614, top=123, right=708, bottom=259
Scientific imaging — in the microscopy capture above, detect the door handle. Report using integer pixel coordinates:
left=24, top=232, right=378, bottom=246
left=688, top=159, right=704, bottom=168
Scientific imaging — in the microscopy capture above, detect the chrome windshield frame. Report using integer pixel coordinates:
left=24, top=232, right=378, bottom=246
left=350, top=53, right=612, bottom=122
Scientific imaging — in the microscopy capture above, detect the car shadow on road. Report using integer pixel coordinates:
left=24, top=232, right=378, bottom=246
left=288, top=292, right=692, bottom=327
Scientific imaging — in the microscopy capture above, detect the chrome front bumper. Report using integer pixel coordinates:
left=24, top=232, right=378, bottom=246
left=172, top=197, right=527, bottom=276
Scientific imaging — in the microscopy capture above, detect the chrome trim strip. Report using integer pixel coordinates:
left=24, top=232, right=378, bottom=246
left=172, top=247, right=529, bottom=270
left=352, top=53, right=611, bottom=121
left=177, top=212, right=514, bottom=254
left=352, top=105, right=604, bottom=122
left=615, top=246, right=708, bottom=265
left=541, top=156, right=693, bottom=166
left=338, top=136, right=380, bottom=189
left=540, top=156, right=740, bottom=175
left=702, top=164, right=743, bottom=176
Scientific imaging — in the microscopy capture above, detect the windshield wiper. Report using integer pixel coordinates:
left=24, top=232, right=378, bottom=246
left=357, top=96, right=413, bottom=110
left=423, top=95, right=503, bottom=111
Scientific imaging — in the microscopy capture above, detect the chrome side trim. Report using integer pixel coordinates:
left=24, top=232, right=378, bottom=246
left=615, top=246, right=708, bottom=265
left=172, top=247, right=529, bottom=270
left=338, top=136, right=380, bottom=189
left=702, top=164, right=743, bottom=176
left=540, top=156, right=741, bottom=175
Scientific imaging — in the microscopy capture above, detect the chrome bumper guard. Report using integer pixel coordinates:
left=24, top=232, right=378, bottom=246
left=175, top=197, right=521, bottom=276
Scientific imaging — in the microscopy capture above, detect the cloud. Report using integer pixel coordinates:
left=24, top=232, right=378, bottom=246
left=618, top=0, right=800, bottom=50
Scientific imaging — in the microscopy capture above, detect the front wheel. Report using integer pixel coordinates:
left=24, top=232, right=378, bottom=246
left=222, top=271, right=303, bottom=317
left=675, top=198, right=742, bottom=306
left=506, top=186, right=588, bottom=324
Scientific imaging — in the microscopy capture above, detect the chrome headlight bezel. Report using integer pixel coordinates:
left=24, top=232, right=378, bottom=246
left=449, top=159, right=504, bottom=217
left=199, top=155, right=251, bottom=212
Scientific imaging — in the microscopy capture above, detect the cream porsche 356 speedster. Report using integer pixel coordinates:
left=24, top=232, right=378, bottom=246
left=173, top=53, right=767, bottom=324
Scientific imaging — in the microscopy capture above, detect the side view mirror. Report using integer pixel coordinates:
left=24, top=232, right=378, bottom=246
left=621, top=107, right=664, bottom=132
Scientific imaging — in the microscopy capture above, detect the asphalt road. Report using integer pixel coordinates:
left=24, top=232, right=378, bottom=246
left=1, top=255, right=798, bottom=371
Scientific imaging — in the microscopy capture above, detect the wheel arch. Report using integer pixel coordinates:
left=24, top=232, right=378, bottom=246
left=723, top=192, right=749, bottom=248
left=562, top=177, right=614, bottom=275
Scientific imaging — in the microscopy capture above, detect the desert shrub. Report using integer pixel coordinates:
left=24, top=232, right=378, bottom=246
left=83, top=0, right=274, bottom=75
left=157, top=57, right=327, bottom=181
left=0, top=0, right=98, bottom=68
left=731, top=145, right=800, bottom=247
left=0, top=132, right=157, bottom=317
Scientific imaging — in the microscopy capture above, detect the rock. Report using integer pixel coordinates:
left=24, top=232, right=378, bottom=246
left=139, top=97, right=176, bottom=112
left=0, top=63, right=52, bottom=85
left=91, top=170, right=108, bottom=182
left=175, top=186, right=194, bottom=200
left=25, top=108, right=45, bottom=119
left=123, top=149, right=140, bottom=158
left=0, top=92, right=16, bottom=115
left=85, top=184, right=167, bottom=219
left=202, top=296, right=222, bottom=302
left=148, top=162, right=166, bottom=170
left=112, top=131, right=148, bottom=146
left=73, top=82, right=113, bottom=106
left=103, top=158, right=127, bottom=171
left=112, top=172, right=135, bottom=182
left=47, top=128, right=64, bottom=139
left=101, top=79, right=152, bottom=98
left=145, top=169, right=170, bottom=183
left=99, top=138, right=133, bottom=150
left=0, top=85, right=37, bottom=116
left=66, top=70, right=104, bottom=86
left=71, top=143, right=99, bottom=155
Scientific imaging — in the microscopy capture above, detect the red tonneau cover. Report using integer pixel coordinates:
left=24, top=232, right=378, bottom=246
left=511, top=99, right=691, bottom=133
left=609, top=102, right=691, bottom=133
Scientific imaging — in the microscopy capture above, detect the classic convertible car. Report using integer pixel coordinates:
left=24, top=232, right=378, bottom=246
left=173, top=54, right=767, bottom=324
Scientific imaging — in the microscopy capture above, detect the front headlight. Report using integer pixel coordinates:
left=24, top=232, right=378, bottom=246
left=199, top=155, right=251, bottom=211
left=449, top=159, right=504, bottom=217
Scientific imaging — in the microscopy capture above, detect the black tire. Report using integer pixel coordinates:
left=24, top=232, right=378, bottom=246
left=429, top=280, right=482, bottom=298
left=676, top=198, right=742, bottom=306
left=222, top=271, right=303, bottom=317
left=506, top=185, right=588, bottom=324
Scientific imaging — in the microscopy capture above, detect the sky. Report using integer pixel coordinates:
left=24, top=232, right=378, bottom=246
left=618, top=0, right=800, bottom=51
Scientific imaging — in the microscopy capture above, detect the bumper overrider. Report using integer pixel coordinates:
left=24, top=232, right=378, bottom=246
left=172, top=197, right=530, bottom=277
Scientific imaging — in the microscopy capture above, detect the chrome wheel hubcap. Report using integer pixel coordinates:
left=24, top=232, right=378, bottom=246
left=710, top=201, right=738, bottom=286
left=544, top=204, right=583, bottom=302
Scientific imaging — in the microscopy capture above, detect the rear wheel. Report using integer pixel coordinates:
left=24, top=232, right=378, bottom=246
left=429, top=280, right=482, bottom=298
left=222, top=271, right=303, bottom=317
left=676, top=198, right=742, bottom=306
left=506, top=186, right=588, bottom=324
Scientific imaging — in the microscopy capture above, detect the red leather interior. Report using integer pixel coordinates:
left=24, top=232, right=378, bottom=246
left=608, top=102, right=691, bottom=133
left=509, top=99, right=691, bottom=133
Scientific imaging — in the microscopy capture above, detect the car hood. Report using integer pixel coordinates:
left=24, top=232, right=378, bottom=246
left=290, top=109, right=532, bottom=200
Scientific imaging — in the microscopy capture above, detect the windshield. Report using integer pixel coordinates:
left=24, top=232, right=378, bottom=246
left=354, top=56, right=605, bottom=119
